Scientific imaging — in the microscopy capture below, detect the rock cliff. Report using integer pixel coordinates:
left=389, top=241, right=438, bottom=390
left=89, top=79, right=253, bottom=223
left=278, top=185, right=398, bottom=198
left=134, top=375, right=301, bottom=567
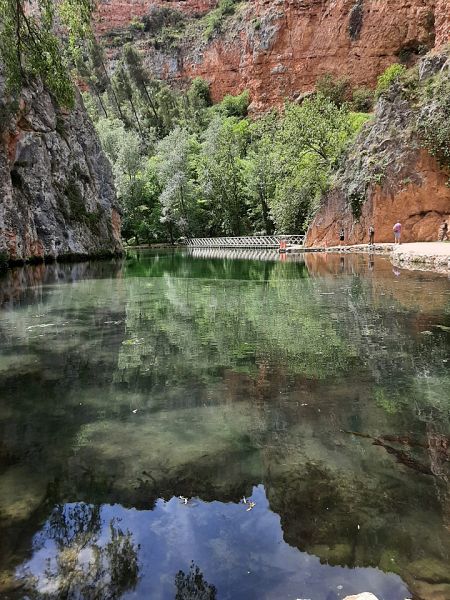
left=305, top=53, right=450, bottom=247
left=0, top=76, right=123, bottom=264
left=95, top=0, right=217, bottom=35
left=96, top=0, right=449, bottom=109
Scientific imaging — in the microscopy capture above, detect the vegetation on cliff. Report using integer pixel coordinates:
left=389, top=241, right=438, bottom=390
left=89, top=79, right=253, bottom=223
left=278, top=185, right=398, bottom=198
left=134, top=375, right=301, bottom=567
left=80, top=42, right=370, bottom=243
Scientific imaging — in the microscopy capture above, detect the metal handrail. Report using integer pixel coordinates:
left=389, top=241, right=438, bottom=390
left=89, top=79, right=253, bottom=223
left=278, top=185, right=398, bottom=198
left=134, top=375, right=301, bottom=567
left=186, top=235, right=305, bottom=248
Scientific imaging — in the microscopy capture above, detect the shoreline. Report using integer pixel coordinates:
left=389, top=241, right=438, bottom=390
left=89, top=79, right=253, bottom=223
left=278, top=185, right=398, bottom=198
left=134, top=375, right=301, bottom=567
left=289, top=242, right=450, bottom=274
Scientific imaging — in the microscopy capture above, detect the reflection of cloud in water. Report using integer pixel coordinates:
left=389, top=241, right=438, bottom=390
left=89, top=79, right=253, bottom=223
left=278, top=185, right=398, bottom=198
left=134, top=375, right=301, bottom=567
left=18, top=486, right=409, bottom=600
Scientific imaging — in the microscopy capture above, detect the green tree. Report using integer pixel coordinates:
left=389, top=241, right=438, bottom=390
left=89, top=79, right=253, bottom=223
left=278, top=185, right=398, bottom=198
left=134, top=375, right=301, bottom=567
left=122, top=44, right=161, bottom=132
left=200, top=116, right=250, bottom=235
left=268, top=94, right=357, bottom=232
left=245, top=112, right=279, bottom=234
left=316, top=73, right=351, bottom=107
left=0, top=0, right=94, bottom=105
left=215, top=89, right=250, bottom=118
left=155, top=127, right=199, bottom=241
left=114, top=63, right=144, bottom=137
left=376, top=63, right=406, bottom=97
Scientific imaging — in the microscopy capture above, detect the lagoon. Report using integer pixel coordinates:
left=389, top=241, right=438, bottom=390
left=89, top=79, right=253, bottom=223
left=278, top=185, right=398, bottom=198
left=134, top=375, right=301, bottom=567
left=0, top=250, right=449, bottom=599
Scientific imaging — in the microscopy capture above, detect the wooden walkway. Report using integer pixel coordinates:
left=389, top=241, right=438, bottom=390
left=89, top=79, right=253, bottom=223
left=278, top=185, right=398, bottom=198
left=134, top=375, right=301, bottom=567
left=186, top=235, right=305, bottom=249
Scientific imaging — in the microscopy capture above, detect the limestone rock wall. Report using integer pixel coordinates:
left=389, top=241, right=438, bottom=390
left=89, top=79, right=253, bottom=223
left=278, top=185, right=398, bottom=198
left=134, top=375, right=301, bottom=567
left=305, top=55, right=450, bottom=248
left=0, top=77, right=123, bottom=263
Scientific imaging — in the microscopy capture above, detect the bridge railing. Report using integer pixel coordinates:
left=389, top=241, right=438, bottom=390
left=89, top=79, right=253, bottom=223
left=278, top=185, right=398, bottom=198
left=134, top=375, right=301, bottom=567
left=185, top=235, right=305, bottom=249
left=187, top=247, right=306, bottom=262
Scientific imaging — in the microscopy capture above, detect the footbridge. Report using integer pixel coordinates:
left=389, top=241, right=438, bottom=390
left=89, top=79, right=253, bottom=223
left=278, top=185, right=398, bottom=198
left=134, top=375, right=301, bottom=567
left=185, top=235, right=305, bottom=249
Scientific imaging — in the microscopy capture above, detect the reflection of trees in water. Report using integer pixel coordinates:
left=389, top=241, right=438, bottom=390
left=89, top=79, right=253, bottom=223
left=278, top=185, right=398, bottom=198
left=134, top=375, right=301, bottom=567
left=175, top=562, right=217, bottom=600
left=22, top=503, right=139, bottom=599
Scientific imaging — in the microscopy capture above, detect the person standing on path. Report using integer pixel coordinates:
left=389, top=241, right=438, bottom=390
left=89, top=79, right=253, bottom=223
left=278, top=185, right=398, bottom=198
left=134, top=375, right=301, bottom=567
left=339, top=228, right=345, bottom=245
left=438, top=220, right=448, bottom=241
left=368, top=225, right=375, bottom=246
left=393, top=222, right=402, bottom=244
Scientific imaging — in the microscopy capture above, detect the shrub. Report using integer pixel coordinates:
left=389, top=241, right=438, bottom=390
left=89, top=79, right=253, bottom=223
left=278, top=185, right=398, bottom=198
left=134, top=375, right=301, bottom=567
left=142, top=7, right=185, bottom=34
left=417, top=75, right=450, bottom=173
left=351, top=87, right=374, bottom=112
left=253, top=18, right=261, bottom=31
left=376, top=64, right=406, bottom=97
left=188, top=78, right=212, bottom=107
left=316, top=73, right=351, bottom=107
left=203, top=0, right=240, bottom=40
left=129, top=17, right=144, bottom=31
left=348, top=189, right=366, bottom=219
left=216, top=90, right=250, bottom=117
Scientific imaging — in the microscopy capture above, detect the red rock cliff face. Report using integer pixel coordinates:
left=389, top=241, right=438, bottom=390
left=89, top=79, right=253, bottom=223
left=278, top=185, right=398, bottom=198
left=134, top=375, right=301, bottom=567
left=305, top=54, right=450, bottom=248
left=436, top=0, right=450, bottom=47
left=96, top=0, right=218, bottom=34
left=96, top=0, right=449, bottom=109
left=306, top=150, right=450, bottom=247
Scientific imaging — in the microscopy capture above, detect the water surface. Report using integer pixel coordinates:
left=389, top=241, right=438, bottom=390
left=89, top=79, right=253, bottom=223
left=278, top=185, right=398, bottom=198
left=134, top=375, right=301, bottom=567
left=0, top=249, right=449, bottom=600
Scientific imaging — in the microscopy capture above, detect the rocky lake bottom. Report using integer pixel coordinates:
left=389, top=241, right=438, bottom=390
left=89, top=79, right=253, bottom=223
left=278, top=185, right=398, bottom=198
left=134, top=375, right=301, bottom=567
left=0, top=249, right=449, bottom=600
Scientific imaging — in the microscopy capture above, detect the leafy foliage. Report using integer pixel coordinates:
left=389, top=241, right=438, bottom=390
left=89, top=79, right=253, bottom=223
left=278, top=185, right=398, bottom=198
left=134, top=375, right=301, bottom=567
left=175, top=562, right=217, bottom=600
left=0, top=0, right=94, bottom=106
left=351, top=87, right=374, bottom=112
left=316, top=73, right=351, bottom=108
left=417, top=74, right=450, bottom=174
left=202, top=0, right=242, bottom=40
left=215, top=90, right=250, bottom=118
left=375, top=64, right=407, bottom=98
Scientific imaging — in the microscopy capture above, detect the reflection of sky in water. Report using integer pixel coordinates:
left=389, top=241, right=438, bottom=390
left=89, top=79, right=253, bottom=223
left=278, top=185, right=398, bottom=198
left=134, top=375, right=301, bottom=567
left=19, top=486, right=409, bottom=600
left=1, top=252, right=449, bottom=599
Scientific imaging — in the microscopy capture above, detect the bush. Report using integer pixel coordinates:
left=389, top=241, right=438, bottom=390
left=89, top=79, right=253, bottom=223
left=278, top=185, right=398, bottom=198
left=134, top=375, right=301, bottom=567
left=188, top=78, right=212, bottom=107
left=351, top=87, right=374, bottom=112
left=216, top=90, right=250, bottom=117
left=316, top=73, right=351, bottom=107
left=417, top=75, right=450, bottom=173
left=142, top=7, right=185, bottom=34
left=203, top=0, right=240, bottom=40
left=376, top=64, right=406, bottom=97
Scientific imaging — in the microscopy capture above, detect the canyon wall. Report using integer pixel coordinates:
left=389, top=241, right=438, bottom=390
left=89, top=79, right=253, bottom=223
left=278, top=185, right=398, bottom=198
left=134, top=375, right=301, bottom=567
left=305, top=54, right=450, bottom=247
left=0, top=77, right=123, bottom=263
left=96, top=0, right=450, bottom=109
left=95, top=0, right=218, bottom=34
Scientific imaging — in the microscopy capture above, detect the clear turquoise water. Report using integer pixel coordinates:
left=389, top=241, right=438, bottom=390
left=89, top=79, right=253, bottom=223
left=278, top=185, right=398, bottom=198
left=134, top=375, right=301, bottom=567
left=0, top=249, right=449, bottom=599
